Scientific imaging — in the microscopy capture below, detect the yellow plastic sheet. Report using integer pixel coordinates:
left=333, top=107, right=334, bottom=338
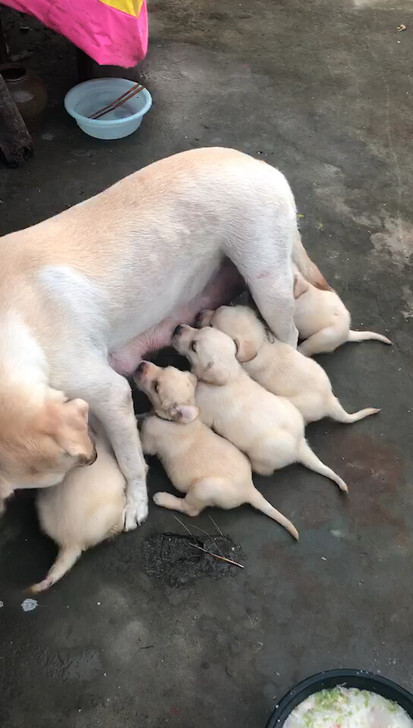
left=98, top=0, right=143, bottom=18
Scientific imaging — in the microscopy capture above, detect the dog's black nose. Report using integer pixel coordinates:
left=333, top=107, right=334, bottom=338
left=173, top=324, right=183, bottom=337
left=194, top=312, right=203, bottom=328
left=85, top=448, right=98, bottom=466
left=136, top=361, right=147, bottom=374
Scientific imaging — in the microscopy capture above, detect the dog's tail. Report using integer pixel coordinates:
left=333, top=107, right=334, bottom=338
left=248, top=488, right=299, bottom=540
left=298, top=440, right=348, bottom=492
left=292, top=231, right=331, bottom=290
left=348, top=330, right=392, bottom=345
left=328, top=397, right=380, bottom=424
left=28, top=546, right=82, bottom=593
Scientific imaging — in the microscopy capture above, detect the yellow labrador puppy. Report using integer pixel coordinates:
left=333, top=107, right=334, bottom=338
left=293, top=271, right=392, bottom=356
left=30, top=426, right=125, bottom=593
left=134, top=362, right=298, bottom=539
left=198, top=305, right=380, bottom=425
left=173, top=325, right=348, bottom=492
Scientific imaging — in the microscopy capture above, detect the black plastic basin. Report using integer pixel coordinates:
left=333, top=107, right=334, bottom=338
left=267, top=669, right=413, bottom=727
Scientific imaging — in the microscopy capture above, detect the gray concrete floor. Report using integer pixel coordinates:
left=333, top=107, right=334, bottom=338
left=0, top=1, right=412, bottom=726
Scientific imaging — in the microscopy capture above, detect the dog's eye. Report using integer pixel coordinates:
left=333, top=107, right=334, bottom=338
left=191, top=341, right=197, bottom=352
left=153, top=382, right=159, bottom=393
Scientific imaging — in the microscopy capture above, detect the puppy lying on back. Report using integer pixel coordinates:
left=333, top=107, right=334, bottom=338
left=199, top=305, right=380, bottom=425
left=30, top=426, right=125, bottom=593
left=293, top=271, right=392, bottom=356
left=134, top=362, right=298, bottom=539
left=173, top=325, right=348, bottom=492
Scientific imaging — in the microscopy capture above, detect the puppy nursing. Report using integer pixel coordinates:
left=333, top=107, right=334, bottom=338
left=199, top=305, right=380, bottom=425
left=30, top=427, right=125, bottom=593
left=173, top=325, right=348, bottom=492
left=293, top=271, right=392, bottom=356
left=134, top=362, right=298, bottom=539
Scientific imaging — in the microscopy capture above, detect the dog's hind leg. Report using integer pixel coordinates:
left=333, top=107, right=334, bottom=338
left=228, top=228, right=298, bottom=346
left=153, top=491, right=203, bottom=517
left=298, top=326, right=345, bottom=356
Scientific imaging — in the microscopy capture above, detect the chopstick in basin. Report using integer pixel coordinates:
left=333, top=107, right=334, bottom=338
left=89, top=82, right=145, bottom=120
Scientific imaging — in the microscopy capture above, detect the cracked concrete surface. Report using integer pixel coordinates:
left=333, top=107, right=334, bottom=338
left=0, top=1, right=412, bottom=726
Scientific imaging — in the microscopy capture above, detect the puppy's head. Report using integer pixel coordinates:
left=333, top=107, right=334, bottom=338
left=0, top=395, right=96, bottom=490
left=172, top=324, right=239, bottom=385
left=203, top=305, right=265, bottom=363
left=134, top=362, right=199, bottom=424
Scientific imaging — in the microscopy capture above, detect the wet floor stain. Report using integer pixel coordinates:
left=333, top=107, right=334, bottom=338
left=142, top=532, right=242, bottom=587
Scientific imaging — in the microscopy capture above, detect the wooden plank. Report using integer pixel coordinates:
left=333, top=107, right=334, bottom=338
left=0, top=72, right=33, bottom=167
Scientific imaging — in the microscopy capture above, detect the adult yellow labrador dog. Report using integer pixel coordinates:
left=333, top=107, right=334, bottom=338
left=0, top=147, right=328, bottom=528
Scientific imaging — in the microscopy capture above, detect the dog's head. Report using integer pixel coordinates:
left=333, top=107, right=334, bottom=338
left=0, top=394, right=96, bottom=491
left=134, top=362, right=199, bottom=424
left=199, top=305, right=266, bottom=363
left=172, top=324, right=239, bottom=385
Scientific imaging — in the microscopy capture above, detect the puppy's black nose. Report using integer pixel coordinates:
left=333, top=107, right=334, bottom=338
left=136, top=361, right=147, bottom=374
left=173, top=324, right=183, bottom=337
left=194, top=312, right=203, bottom=328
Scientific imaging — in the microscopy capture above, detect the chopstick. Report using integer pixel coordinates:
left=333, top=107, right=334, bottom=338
left=89, top=82, right=145, bottom=120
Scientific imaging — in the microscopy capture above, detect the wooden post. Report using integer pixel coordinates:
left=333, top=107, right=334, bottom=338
left=0, top=72, right=33, bottom=167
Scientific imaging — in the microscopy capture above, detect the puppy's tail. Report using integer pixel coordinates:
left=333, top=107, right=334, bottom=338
left=348, top=330, right=392, bottom=345
left=28, top=546, right=82, bottom=593
left=248, top=488, right=299, bottom=540
left=292, top=231, right=331, bottom=291
left=298, top=440, right=348, bottom=493
left=328, top=397, right=380, bottom=424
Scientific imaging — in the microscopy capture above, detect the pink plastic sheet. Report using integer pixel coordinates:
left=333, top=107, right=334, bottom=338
left=2, top=0, right=148, bottom=67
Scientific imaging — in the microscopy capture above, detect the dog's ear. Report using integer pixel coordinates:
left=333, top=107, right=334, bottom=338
left=43, top=399, right=92, bottom=461
left=171, top=404, right=199, bottom=424
left=187, top=372, right=198, bottom=387
left=193, top=359, right=214, bottom=379
left=293, top=272, right=309, bottom=299
left=234, top=337, right=257, bottom=363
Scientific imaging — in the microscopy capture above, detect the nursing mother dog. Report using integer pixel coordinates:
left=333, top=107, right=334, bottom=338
left=0, top=147, right=329, bottom=526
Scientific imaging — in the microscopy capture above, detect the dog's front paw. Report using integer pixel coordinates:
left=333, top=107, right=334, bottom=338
left=123, top=497, right=148, bottom=531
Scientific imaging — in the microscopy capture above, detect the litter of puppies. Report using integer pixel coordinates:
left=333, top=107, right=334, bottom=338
left=29, top=276, right=391, bottom=590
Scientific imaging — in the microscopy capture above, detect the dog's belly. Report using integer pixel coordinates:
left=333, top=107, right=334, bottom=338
left=109, top=260, right=244, bottom=375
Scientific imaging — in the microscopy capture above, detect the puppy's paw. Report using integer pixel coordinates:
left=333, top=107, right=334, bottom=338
left=153, top=492, right=169, bottom=507
left=123, top=497, right=148, bottom=530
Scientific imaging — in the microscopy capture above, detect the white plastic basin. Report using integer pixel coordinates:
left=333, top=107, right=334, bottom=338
left=64, top=78, right=152, bottom=140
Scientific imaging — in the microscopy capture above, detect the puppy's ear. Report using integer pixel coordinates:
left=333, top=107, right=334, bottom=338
left=293, top=272, right=309, bottom=299
left=194, top=360, right=213, bottom=379
left=234, top=337, right=257, bottom=363
left=171, top=404, right=199, bottom=424
left=187, top=372, right=198, bottom=387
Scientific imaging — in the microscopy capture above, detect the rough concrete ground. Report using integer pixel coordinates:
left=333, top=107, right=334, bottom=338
left=0, top=0, right=412, bottom=726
